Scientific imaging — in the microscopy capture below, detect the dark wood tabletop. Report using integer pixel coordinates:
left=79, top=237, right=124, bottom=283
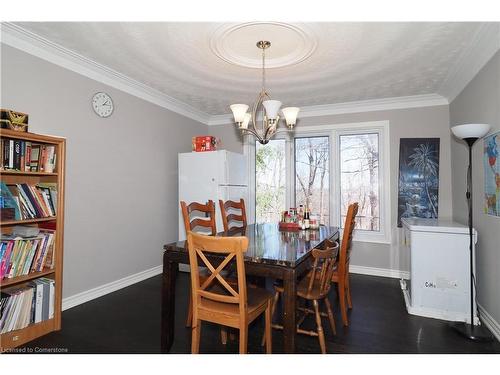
left=161, top=223, right=339, bottom=353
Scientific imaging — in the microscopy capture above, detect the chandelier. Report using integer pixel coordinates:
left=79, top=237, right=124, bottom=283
left=230, top=41, right=299, bottom=145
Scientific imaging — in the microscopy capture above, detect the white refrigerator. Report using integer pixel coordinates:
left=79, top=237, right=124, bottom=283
left=178, top=150, right=249, bottom=241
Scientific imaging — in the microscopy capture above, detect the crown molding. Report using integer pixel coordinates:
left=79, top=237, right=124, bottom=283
left=207, top=93, right=449, bottom=126
left=438, top=23, right=500, bottom=103
left=0, top=22, right=211, bottom=125
left=0, top=22, right=453, bottom=128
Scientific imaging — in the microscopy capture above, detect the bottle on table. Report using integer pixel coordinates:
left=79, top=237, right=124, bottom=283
left=304, top=207, right=310, bottom=229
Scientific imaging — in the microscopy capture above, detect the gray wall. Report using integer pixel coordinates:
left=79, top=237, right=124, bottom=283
left=210, top=105, right=453, bottom=273
left=1, top=45, right=207, bottom=298
left=449, top=51, right=500, bottom=325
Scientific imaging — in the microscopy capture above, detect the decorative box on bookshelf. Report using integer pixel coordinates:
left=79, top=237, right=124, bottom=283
left=0, top=129, right=65, bottom=352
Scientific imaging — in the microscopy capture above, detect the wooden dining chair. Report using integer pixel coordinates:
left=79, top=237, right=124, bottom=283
left=187, top=231, right=273, bottom=354
left=333, top=202, right=359, bottom=327
left=180, top=200, right=217, bottom=237
left=180, top=200, right=216, bottom=328
left=219, top=199, right=247, bottom=232
left=262, top=241, right=340, bottom=354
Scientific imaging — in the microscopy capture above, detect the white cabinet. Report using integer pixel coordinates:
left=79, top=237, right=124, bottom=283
left=400, top=218, right=478, bottom=324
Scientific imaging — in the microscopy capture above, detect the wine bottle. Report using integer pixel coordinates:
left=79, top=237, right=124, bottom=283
left=304, top=208, right=310, bottom=229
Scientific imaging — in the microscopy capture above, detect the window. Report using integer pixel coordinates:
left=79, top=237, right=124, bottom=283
left=255, top=139, right=286, bottom=223
left=339, top=133, right=379, bottom=231
left=295, top=137, right=330, bottom=225
left=246, top=121, right=390, bottom=243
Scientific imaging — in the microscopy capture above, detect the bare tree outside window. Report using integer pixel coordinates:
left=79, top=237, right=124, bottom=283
left=255, top=140, right=286, bottom=223
left=295, top=137, right=330, bottom=225
left=340, top=133, right=380, bottom=231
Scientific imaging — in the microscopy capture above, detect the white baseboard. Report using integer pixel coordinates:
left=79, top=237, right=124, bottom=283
left=350, top=265, right=410, bottom=279
left=59, top=264, right=406, bottom=311
left=478, top=304, right=500, bottom=342
left=62, top=265, right=163, bottom=311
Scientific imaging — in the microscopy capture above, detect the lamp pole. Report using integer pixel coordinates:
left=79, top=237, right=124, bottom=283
left=450, top=137, right=492, bottom=341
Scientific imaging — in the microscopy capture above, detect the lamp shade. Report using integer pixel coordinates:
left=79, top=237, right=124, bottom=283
left=451, top=123, right=491, bottom=139
left=230, top=104, right=249, bottom=123
left=240, top=113, right=251, bottom=129
left=262, top=100, right=282, bottom=120
left=282, top=107, right=300, bottom=126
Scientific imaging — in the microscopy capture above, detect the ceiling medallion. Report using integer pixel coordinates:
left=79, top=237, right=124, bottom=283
left=230, top=40, right=299, bottom=145
left=210, top=22, right=317, bottom=69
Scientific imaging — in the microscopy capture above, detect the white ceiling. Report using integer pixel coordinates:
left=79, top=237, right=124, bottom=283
left=8, top=22, right=498, bottom=117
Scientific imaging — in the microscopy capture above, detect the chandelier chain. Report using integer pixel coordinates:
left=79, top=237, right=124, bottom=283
left=262, top=46, right=266, bottom=92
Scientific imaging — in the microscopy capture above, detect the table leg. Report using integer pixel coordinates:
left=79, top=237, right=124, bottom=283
left=283, top=268, right=297, bottom=353
left=161, top=258, right=178, bottom=353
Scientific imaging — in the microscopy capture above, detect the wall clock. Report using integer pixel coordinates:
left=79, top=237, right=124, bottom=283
left=92, top=92, right=114, bottom=118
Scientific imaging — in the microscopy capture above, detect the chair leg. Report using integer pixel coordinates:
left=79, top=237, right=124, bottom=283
left=239, top=324, right=248, bottom=354
left=191, top=319, right=201, bottom=354
left=265, top=299, right=272, bottom=354
left=346, top=277, right=353, bottom=309
left=324, top=298, right=337, bottom=336
left=338, top=281, right=349, bottom=326
left=186, top=288, right=193, bottom=327
left=313, top=300, right=326, bottom=354
left=261, top=289, right=280, bottom=347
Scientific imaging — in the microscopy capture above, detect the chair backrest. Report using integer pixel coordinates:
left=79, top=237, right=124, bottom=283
left=180, top=200, right=217, bottom=236
left=219, top=199, right=247, bottom=232
left=187, top=231, right=249, bottom=316
left=307, top=241, right=340, bottom=297
left=339, top=202, right=359, bottom=279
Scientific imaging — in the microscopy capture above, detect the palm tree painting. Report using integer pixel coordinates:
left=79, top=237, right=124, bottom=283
left=397, top=138, right=440, bottom=227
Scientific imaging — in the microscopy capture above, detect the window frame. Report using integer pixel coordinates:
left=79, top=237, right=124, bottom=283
left=244, top=120, right=391, bottom=244
left=293, top=135, right=331, bottom=226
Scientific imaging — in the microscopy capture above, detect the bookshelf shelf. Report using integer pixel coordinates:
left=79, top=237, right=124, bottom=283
left=0, top=318, right=55, bottom=353
left=0, top=130, right=65, bottom=351
left=1, top=217, right=57, bottom=226
left=0, top=170, right=58, bottom=176
left=0, top=268, right=55, bottom=287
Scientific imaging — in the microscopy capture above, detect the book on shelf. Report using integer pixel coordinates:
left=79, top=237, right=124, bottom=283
left=0, top=138, right=56, bottom=173
left=0, top=182, right=21, bottom=220
left=0, top=277, right=55, bottom=334
left=0, top=229, right=56, bottom=280
left=3, top=183, right=57, bottom=220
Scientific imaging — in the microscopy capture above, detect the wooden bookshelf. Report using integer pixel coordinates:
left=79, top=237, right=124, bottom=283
left=0, top=129, right=65, bottom=351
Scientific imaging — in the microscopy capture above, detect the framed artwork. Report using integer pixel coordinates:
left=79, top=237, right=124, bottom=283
left=484, top=131, right=500, bottom=216
left=397, top=138, right=440, bottom=227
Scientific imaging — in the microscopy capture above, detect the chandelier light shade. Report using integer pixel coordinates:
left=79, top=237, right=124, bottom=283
left=282, top=107, right=300, bottom=128
left=230, top=41, right=299, bottom=144
left=240, top=113, right=251, bottom=130
left=262, top=100, right=282, bottom=120
left=230, top=104, right=249, bottom=124
left=451, top=123, right=491, bottom=141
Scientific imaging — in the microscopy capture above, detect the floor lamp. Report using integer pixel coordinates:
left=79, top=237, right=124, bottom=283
left=450, top=123, right=493, bottom=342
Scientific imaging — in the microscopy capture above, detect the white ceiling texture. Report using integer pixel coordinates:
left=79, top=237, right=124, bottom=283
left=7, top=22, right=500, bottom=123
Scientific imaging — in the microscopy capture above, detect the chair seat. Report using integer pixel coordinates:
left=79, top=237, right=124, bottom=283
left=198, top=286, right=273, bottom=326
left=274, top=276, right=330, bottom=300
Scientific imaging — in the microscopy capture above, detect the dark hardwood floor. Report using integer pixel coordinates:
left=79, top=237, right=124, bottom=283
left=16, top=272, right=500, bottom=354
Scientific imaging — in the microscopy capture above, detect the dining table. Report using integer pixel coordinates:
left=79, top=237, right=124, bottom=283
left=161, top=223, right=339, bottom=353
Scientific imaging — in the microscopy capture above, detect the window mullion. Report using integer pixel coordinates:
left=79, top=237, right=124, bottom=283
left=285, top=133, right=293, bottom=211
